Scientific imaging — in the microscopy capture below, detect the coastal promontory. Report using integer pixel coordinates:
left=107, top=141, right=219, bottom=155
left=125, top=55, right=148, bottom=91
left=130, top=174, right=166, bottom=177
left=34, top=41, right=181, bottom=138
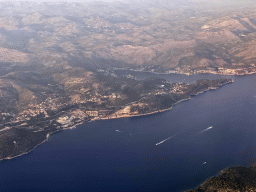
left=186, top=164, right=256, bottom=192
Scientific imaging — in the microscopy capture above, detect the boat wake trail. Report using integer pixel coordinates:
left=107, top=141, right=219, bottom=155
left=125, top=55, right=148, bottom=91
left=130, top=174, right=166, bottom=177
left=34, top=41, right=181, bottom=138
left=155, top=132, right=180, bottom=146
left=199, top=126, right=213, bottom=134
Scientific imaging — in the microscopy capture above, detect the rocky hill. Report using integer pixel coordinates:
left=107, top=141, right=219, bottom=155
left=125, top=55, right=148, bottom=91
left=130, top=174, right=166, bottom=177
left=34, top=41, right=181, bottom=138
left=186, top=164, right=256, bottom=192
left=0, top=1, right=255, bottom=75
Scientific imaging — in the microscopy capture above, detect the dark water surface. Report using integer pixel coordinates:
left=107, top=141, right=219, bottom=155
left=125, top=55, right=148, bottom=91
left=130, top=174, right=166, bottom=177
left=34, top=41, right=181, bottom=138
left=1, top=74, right=256, bottom=192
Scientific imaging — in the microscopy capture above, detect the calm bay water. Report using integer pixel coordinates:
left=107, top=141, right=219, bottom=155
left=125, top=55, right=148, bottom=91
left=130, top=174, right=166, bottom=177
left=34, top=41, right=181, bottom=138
left=1, top=73, right=256, bottom=192
left=113, top=69, right=231, bottom=83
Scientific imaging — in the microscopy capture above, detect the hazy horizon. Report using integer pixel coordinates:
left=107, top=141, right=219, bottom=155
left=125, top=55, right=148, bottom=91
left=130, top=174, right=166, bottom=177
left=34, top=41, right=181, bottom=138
left=0, top=0, right=254, bottom=3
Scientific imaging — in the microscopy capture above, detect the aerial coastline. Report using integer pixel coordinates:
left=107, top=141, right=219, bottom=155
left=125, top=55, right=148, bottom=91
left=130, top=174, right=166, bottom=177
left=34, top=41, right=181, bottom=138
left=0, top=1, right=256, bottom=191
left=0, top=77, right=233, bottom=161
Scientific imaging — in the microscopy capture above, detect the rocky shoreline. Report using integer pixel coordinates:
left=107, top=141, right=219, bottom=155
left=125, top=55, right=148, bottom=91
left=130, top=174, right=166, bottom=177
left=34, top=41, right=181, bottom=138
left=186, top=164, right=256, bottom=192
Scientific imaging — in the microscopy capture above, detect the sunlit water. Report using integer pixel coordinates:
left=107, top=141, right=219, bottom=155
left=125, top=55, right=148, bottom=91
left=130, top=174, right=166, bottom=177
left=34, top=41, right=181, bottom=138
left=1, top=73, right=256, bottom=192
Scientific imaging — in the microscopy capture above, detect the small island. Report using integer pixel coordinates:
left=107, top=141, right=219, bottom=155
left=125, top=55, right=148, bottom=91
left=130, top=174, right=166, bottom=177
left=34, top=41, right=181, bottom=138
left=186, top=164, right=256, bottom=192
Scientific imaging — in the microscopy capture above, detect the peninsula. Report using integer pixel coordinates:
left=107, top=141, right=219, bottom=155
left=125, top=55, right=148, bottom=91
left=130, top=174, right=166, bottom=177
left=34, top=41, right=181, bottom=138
left=0, top=68, right=233, bottom=160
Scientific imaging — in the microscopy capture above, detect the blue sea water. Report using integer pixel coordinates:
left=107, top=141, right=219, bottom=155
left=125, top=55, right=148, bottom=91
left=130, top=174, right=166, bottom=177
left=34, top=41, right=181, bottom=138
left=1, top=73, right=256, bottom=192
